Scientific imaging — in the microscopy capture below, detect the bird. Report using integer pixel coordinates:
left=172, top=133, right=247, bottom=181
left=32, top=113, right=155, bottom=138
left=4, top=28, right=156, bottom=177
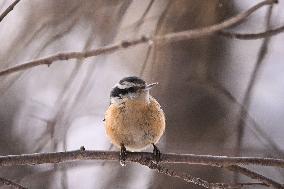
left=104, top=76, right=166, bottom=165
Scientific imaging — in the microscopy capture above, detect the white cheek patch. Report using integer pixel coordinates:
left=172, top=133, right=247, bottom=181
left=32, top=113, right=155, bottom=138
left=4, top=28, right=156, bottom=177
left=115, top=83, right=128, bottom=89
left=111, top=93, right=138, bottom=104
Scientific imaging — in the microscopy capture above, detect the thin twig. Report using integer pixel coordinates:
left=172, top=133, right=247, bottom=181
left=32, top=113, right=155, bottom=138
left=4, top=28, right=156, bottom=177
left=219, top=24, right=284, bottom=40
left=227, top=165, right=284, bottom=189
left=147, top=0, right=173, bottom=81
left=0, top=0, right=20, bottom=23
left=0, top=0, right=277, bottom=77
left=0, top=150, right=283, bottom=167
left=220, top=182, right=268, bottom=188
left=140, top=160, right=269, bottom=188
left=139, top=160, right=212, bottom=188
left=0, top=177, right=27, bottom=189
left=139, top=45, right=152, bottom=77
left=139, top=160, right=252, bottom=189
left=134, top=0, right=155, bottom=29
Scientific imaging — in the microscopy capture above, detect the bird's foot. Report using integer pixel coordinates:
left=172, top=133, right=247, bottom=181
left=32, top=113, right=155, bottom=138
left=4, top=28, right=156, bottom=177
left=152, top=143, right=161, bottom=164
left=120, top=144, right=127, bottom=166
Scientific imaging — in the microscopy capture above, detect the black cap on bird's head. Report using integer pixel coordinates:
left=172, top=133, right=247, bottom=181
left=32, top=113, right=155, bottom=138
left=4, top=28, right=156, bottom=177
left=110, top=76, right=158, bottom=100
left=119, top=76, right=146, bottom=87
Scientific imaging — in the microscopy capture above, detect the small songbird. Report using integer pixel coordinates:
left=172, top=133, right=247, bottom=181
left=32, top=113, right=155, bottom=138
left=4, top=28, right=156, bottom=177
left=104, top=76, right=166, bottom=165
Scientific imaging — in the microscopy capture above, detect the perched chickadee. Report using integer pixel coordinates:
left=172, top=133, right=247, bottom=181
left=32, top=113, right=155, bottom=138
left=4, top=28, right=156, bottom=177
left=104, top=76, right=166, bottom=165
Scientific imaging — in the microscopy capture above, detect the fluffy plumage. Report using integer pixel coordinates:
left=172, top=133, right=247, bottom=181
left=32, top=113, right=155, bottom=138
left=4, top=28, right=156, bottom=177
left=105, top=77, right=165, bottom=151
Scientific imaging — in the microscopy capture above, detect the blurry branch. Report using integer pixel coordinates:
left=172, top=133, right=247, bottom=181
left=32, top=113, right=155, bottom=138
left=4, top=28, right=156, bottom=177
left=139, top=45, right=152, bottom=77
left=0, top=177, right=27, bottom=189
left=34, top=17, right=79, bottom=58
left=0, top=0, right=280, bottom=77
left=219, top=24, right=284, bottom=40
left=247, top=119, right=283, bottom=156
left=134, top=0, right=155, bottom=29
left=140, top=1, right=172, bottom=77
left=0, top=150, right=283, bottom=188
left=227, top=165, right=283, bottom=189
left=0, top=0, right=21, bottom=23
left=135, top=0, right=156, bottom=77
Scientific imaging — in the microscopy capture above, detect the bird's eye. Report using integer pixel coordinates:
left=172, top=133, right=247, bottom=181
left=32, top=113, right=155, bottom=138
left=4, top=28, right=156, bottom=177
left=128, top=87, right=135, bottom=93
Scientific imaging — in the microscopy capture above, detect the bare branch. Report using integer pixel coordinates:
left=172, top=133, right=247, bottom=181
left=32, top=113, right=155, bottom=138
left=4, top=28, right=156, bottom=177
left=1, top=150, right=283, bottom=188
left=140, top=160, right=270, bottom=189
left=154, top=0, right=277, bottom=43
left=0, top=0, right=278, bottom=77
left=221, top=182, right=268, bottom=188
left=0, top=36, right=149, bottom=77
left=139, top=160, right=259, bottom=189
left=0, top=177, right=27, bottom=189
left=213, top=182, right=269, bottom=189
left=0, top=0, right=21, bottom=23
left=227, top=165, right=284, bottom=189
left=140, top=160, right=213, bottom=188
left=219, top=24, right=284, bottom=40
left=0, top=150, right=283, bottom=168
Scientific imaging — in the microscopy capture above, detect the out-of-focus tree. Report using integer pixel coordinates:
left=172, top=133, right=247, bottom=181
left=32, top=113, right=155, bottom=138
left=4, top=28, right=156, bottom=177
left=147, top=1, right=234, bottom=188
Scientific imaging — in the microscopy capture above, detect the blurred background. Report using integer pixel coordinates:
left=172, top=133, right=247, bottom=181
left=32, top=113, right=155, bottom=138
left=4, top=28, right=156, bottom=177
left=0, top=0, right=283, bottom=188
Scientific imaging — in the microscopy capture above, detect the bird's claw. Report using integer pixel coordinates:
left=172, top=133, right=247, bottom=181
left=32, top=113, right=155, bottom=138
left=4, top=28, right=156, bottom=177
left=152, top=144, right=161, bottom=164
left=120, top=144, right=127, bottom=166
